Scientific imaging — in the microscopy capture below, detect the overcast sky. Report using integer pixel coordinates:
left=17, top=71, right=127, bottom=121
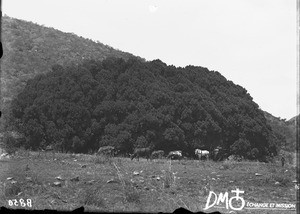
left=2, top=0, right=298, bottom=120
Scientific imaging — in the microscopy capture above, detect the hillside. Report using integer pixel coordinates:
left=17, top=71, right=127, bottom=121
left=1, top=15, right=142, bottom=129
left=286, top=114, right=299, bottom=126
left=263, top=111, right=297, bottom=152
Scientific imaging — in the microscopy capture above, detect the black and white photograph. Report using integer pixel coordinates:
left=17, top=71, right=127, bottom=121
left=0, top=0, right=299, bottom=213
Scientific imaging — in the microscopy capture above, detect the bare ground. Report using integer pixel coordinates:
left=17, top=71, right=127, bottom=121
left=0, top=150, right=297, bottom=213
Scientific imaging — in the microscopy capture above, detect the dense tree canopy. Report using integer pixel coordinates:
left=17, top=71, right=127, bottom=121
left=1, top=15, right=141, bottom=131
left=9, top=57, right=278, bottom=160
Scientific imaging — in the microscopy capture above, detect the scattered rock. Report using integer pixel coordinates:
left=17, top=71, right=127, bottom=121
left=74, top=159, right=77, bottom=162
left=275, top=182, right=280, bottom=185
left=70, top=176, right=79, bottom=182
left=56, top=176, right=64, bottom=181
left=7, top=177, right=13, bottom=181
left=86, top=180, right=95, bottom=185
left=107, top=179, right=118, bottom=184
left=229, top=181, right=234, bottom=183
left=156, top=177, right=161, bottom=181
left=292, top=180, right=297, bottom=183
left=144, top=186, right=150, bottom=190
left=11, top=181, right=17, bottom=184
left=17, top=192, right=23, bottom=196
left=212, top=178, right=216, bottom=181
left=255, top=173, right=262, bottom=176
left=133, top=171, right=139, bottom=176
left=52, top=182, right=62, bottom=187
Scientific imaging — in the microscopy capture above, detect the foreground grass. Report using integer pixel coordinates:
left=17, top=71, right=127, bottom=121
left=0, top=151, right=297, bottom=213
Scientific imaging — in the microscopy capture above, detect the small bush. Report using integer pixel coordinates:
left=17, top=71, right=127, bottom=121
left=161, top=161, right=177, bottom=189
left=112, top=162, right=140, bottom=204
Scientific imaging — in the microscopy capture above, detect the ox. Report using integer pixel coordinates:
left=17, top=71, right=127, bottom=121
left=131, top=147, right=152, bottom=161
left=167, top=151, right=182, bottom=160
left=97, top=146, right=116, bottom=157
left=151, top=150, right=165, bottom=159
left=195, top=149, right=209, bottom=160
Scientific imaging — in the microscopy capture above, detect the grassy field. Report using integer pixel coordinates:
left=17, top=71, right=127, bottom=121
left=0, top=150, right=297, bottom=213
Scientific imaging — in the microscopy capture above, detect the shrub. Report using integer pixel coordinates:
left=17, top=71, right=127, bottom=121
left=112, top=162, right=140, bottom=204
left=161, top=161, right=177, bottom=189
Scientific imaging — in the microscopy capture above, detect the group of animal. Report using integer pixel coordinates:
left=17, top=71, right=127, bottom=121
left=96, top=146, right=220, bottom=161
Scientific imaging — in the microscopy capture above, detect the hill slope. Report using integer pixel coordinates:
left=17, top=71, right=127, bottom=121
left=263, top=111, right=297, bottom=152
left=1, top=15, right=141, bottom=129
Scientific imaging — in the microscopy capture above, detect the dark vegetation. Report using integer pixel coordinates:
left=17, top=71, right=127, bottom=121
left=7, top=56, right=280, bottom=161
left=1, top=15, right=141, bottom=130
left=263, top=111, right=297, bottom=152
left=1, top=16, right=296, bottom=161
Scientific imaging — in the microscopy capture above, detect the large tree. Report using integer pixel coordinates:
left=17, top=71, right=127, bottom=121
left=9, top=57, right=277, bottom=160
